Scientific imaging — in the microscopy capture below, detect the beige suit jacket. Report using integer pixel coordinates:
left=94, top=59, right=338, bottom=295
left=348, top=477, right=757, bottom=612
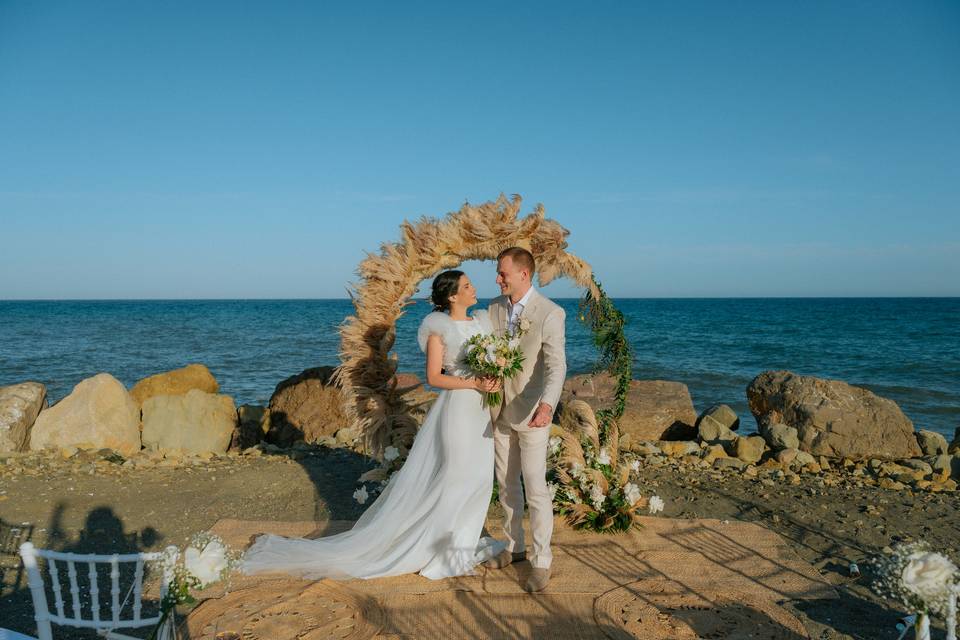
left=489, top=289, right=567, bottom=430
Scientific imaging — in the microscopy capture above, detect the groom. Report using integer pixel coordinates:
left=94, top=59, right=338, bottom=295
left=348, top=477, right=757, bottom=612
left=485, top=246, right=566, bottom=592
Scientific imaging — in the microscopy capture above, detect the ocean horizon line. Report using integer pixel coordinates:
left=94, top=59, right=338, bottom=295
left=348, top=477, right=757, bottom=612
left=2, top=295, right=959, bottom=303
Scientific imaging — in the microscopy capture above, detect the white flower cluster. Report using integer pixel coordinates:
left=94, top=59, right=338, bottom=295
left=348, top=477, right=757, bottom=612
left=648, top=495, right=665, bottom=514
left=623, top=482, right=642, bottom=506
left=548, top=436, right=562, bottom=456
left=873, top=542, right=959, bottom=617
left=589, top=483, right=606, bottom=510
left=596, top=447, right=611, bottom=466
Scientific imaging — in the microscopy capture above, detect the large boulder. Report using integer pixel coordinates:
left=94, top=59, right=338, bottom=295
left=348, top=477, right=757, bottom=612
left=30, top=374, right=140, bottom=456
left=747, top=370, right=920, bottom=461
left=735, top=435, right=767, bottom=464
left=267, top=367, right=351, bottom=447
left=0, top=382, right=47, bottom=452
left=141, top=389, right=236, bottom=455
left=561, top=373, right=697, bottom=442
left=130, top=364, right=219, bottom=408
left=916, top=430, right=949, bottom=456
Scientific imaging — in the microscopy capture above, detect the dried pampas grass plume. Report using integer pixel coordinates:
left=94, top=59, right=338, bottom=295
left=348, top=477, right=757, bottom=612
left=336, top=194, right=598, bottom=456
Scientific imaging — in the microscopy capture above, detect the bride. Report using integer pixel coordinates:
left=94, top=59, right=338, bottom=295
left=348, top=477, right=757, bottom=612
left=242, top=270, right=506, bottom=580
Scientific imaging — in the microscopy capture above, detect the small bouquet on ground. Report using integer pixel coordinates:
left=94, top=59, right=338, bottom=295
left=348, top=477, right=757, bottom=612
left=463, top=322, right=526, bottom=407
left=353, top=444, right=406, bottom=505
left=148, top=532, right=242, bottom=640
left=547, top=400, right=664, bottom=533
left=872, top=541, right=959, bottom=640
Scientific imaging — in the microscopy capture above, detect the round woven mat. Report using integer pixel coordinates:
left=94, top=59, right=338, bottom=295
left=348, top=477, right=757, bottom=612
left=181, top=579, right=384, bottom=640
left=594, top=580, right=809, bottom=640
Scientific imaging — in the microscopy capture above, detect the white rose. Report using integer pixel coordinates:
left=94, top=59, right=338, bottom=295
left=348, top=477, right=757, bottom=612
left=902, top=552, right=958, bottom=599
left=589, top=483, right=606, bottom=509
left=629, top=459, right=640, bottom=472
left=624, top=482, right=642, bottom=506
left=648, top=495, right=665, bottom=514
left=184, top=539, right=228, bottom=587
left=485, top=352, right=497, bottom=364
left=597, top=448, right=611, bottom=466
left=384, top=446, right=399, bottom=462
left=353, top=486, right=369, bottom=505
left=548, top=436, right=562, bottom=454
left=519, top=318, right=531, bottom=332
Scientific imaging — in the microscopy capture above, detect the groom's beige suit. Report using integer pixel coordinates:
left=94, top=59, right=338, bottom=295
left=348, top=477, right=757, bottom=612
left=489, top=288, right=566, bottom=570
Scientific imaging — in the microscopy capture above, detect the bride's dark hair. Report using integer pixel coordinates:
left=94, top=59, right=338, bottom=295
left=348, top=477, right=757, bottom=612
left=431, top=270, right=464, bottom=312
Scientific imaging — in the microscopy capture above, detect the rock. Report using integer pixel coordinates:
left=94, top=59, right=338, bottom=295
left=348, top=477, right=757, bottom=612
left=30, top=374, right=140, bottom=456
left=130, top=364, right=218, bottom=407
left=631, top=441, right=662, bottom=456
left=879, top=478, right=906, bottom=491
left=916, top=430, right=949, bottom=456
left=776, top=448, right=799, bottom=465
left=698, top=417, right=738, bottom=446
left=231, top=404, right=270, bottom=450
left=713, top=457, right=748, bottom=471
left=697, top=404, right=740, bottom=432
left=763, top=423, right=799, bottom=451
left=900, top=459, right=933, bottom=475
left=0, top=382, right=47, bottom=452
left=560, top=374, right=697, bottom=441
left=735, top=436, right=767, bottom=464
left=928, top=454, right=952, bottom=475
left=394, top=372, right=438, bottom=421
left=747, top=370, right=921, bottom=460
left=702, top=444, right=728, bottom=465
left=657, top=441, right=699, bottom=458
left=142, top=390, right=236, bottom=455
left=950, top=426, right=960, bottom=455
left=794, top=450, right=816, bottom=467
left=267, top=367, right=351, bottom=447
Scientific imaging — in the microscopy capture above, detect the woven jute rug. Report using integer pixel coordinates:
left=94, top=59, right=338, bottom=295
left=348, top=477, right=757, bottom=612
left=181, top=515, right=836, bottom=639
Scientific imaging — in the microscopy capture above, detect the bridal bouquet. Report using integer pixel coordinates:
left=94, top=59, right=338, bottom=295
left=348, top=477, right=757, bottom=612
left=547, top=400, right=664, bottom=533
left=148, top=533, right=241, bottom=640
left=463, top=327, right=526, bottom=407
left=872, top=541, right=959, bottom=640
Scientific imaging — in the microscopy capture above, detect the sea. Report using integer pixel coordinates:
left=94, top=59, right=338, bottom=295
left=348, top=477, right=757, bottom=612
left=1, top=298, right=958, bottom=438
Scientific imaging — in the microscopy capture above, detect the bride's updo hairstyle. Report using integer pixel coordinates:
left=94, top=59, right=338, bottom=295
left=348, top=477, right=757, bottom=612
left=430, top=270, right=464, bottom=312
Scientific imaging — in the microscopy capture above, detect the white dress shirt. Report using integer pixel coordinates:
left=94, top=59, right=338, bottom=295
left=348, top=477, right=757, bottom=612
left=507, top=287, right=534, bottom=334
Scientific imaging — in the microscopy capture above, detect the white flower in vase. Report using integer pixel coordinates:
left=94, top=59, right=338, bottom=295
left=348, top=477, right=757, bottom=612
left=589, top=483, right=606, bottom=510
left=597, top=448, right=611, bottom=466
left=384, top=446, right=400, bottom=462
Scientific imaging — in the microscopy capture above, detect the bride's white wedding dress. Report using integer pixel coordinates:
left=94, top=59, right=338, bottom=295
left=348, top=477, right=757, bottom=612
left=242, top=309, right=505, bottom=580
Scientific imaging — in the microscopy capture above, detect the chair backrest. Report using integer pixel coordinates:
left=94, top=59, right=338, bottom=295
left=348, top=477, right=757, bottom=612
left=19, top=542, right=177, bottom=640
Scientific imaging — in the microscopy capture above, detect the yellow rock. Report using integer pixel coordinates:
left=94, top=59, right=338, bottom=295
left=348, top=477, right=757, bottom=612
left=130, top=364, right=219, bottom=407
left=803, top=462, right=822, bottom=474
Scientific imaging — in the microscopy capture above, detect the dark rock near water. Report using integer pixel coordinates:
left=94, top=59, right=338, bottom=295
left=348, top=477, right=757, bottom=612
left=267, top=367, right=350, bottom=447
left=747, top=370, right=921, bottom=461
left=232, top=404, right=270, bottom=450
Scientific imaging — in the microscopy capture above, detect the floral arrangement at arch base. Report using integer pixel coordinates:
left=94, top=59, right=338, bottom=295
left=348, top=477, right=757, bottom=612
left=548, top=399, right=663, bottom=533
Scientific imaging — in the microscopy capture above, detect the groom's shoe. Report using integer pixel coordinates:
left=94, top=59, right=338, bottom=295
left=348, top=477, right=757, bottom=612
left=484, top=548, right=525, bottom=569
left=525, top=567, right=551, bottom=593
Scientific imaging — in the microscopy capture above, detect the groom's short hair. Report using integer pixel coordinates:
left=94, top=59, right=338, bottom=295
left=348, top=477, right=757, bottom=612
left=498, top=247, right=535, bottom=277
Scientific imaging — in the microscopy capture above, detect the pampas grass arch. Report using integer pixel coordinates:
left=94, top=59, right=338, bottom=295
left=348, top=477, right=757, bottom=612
left=335, top=194, right=601, bottom=456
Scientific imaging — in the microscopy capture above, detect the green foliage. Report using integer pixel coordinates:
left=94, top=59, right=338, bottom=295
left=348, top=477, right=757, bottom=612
left=578, top=275, right=633, bottom=437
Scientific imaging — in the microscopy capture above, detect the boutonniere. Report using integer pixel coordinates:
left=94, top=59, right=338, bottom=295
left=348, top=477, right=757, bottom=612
left=518, top=317, right=532, bottom=333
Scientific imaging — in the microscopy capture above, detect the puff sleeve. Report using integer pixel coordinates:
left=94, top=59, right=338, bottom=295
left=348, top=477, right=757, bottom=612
left=417, top=312, right=453, bottom=354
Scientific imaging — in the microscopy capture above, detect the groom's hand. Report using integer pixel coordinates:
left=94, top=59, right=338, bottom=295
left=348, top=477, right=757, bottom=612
left=528, top=402, right=553, bottom=428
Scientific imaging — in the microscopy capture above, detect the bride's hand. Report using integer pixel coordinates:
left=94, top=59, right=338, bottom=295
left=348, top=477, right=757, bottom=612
left=474, top=377, right=501, bottom=393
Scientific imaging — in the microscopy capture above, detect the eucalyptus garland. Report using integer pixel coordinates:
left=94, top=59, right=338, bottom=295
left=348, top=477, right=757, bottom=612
left=578, top=275, right=633, bottom=434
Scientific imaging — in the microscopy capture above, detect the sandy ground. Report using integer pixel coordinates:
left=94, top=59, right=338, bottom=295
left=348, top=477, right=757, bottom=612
left=2, top=445, right=958, bottom=638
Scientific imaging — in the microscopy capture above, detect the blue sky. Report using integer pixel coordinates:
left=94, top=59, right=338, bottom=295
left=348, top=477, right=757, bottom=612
left=1, top=1, right=957, bottom=299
